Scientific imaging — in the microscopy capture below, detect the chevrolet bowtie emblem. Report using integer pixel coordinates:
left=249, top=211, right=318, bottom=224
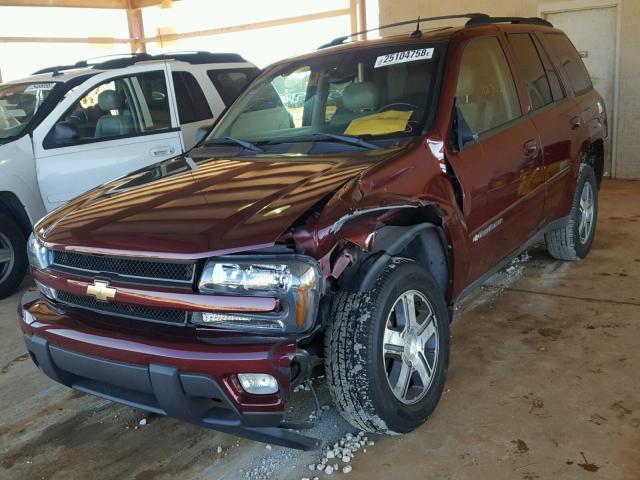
left=86, top=280, right=117, bottom=302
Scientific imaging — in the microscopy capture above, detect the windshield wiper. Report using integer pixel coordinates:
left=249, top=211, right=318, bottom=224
left=264, top=133, right=378, bottom=150
left=204, top=137, right=264, bottom=153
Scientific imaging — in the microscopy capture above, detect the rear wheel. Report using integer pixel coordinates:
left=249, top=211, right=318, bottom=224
left=325, top=259, right=450, bottom=434
left=0, top=214, right=28, bottom=299
left=545, top=164, right=598, bottom=261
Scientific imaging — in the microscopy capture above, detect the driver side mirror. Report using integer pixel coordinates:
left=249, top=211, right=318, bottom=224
left=452, top=100, right=477, bottom=152
left=52, top=121, right=78, bottom=145
left=195, top=126, right=209, bottom=144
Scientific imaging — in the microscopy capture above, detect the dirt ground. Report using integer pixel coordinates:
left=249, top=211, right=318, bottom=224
left=1, top=179, right=639, bottom=480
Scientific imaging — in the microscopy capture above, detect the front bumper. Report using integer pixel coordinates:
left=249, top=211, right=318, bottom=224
left=19, top=290, right=319, bottom=450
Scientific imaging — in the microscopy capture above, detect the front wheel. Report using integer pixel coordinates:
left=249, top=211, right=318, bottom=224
left=0, top=214, right=28, bottom=299
left=325, top=259, right=450, bottom=434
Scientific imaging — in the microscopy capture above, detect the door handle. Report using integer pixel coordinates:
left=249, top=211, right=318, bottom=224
left=523, top=139, right=538, bottom=156
left=570, top=116, right=582, bottom=130
left=149, top=146, right=175, bottom=157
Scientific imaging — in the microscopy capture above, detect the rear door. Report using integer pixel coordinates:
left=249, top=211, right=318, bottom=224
left=538, top=32, right=598, bottom=221
left=508, top=32, right=578, bottom=226
left=33, top=63, right=183, bottom=212
left=446, top=35, right=544, bottom=281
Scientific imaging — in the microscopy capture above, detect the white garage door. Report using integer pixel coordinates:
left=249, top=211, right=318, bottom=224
left=545, top=6, right=617, bottom=175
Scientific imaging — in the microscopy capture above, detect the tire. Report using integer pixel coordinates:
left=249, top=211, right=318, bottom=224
left=545, top=164, right=598, bottom=261
left=325, top=258, right=450, bottom=434
left=0, top=214, right=28, bottom=300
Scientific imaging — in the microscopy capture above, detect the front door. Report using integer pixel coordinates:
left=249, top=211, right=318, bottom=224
left=446, top=36, right=544, bottom=281
left=33, top=63, right=183, bottom=212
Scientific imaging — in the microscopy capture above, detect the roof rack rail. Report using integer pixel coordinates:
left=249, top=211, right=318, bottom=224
left=319, top=13, right=487, bottom=48
left=465, top=16, right=553, bottom=27
left=32, top=61, right=89, bottom=76
left=32, top=51, right=247, bottom=76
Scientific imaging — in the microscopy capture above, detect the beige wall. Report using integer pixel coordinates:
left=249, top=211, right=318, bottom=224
left=379, top=0, right=640, bottom=179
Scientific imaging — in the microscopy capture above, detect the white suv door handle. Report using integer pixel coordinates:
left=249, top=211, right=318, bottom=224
left=149, top=146, right=175, bottom=157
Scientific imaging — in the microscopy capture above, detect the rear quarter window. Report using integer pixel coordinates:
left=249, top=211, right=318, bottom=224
left=544, top=33, right=593, bottom=96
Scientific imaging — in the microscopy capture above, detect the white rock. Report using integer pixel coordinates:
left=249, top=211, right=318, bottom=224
left=324, top=466, right=334, bottom=475
left=316, top=464, right=324, bottom=471
left=326, top=450, right=335, bottom=459
left=333, top=463, right=339, bottom=471
left=266, top=444, right=272, bottom=450
left=138, top=418, right=147, bottom=426
left=217, top=446, right=223, bottom=454
left=342, top=456, right=350, bottom=463
left=343, top=465, right=353, bottom=474
left=308, top=464, right=315, bottom=471
left=367, top=441, right=375, bottom=446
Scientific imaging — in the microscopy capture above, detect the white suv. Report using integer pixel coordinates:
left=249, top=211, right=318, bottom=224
left=0, top=52, right=259, bottom=298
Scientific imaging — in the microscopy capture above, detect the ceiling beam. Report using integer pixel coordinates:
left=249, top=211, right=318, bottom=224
left=146, top=7, right=351, bottom=44
left=0, top=0, right=173, bottom=8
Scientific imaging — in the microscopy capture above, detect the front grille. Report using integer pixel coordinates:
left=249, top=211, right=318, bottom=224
left=57, top=291, right=188, bottom=325
left=52, top=251, right=195, bottom=284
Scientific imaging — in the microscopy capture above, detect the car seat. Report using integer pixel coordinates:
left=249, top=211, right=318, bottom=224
left=94, top=90, right=133, bottom=138
left=329, top=82, right=380, bottom=127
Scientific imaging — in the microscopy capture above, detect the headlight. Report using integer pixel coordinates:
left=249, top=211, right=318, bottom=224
left=27, top=233, right=52, bottom=270
left=195, top=255, right=322, bottom=333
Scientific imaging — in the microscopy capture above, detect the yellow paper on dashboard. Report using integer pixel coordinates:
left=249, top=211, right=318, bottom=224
left=344, top=110, right=413, bottom=136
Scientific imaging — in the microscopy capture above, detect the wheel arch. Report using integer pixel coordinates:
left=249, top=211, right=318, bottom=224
left=583, top=139, right=605, bottom=188
left=338, top=218, right=451, bottom=299
left=0, top=191, right=32, bottom=237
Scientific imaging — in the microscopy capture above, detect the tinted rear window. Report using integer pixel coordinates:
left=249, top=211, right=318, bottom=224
left=544, top=33, right=592, bottom=95
left=172, top=71, right=212, bottom=124
left=508, top=33, right=553, bottom=110
left=208, top=68, right=260, bottom=105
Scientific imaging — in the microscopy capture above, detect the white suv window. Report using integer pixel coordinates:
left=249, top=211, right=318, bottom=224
left=44, top=70, right=171, bottom=148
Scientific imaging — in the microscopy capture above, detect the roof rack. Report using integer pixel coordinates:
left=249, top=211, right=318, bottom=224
left=319, top=13, right=553, bottom=49
left=465, top=16, right=553, bottom=27
left=319, top=13, right=488, bottom=48
left=32, top=51, right=246, bottom=76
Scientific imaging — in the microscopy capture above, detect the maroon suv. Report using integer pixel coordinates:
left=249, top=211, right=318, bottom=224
left=20, top=14, right=606, bottom=450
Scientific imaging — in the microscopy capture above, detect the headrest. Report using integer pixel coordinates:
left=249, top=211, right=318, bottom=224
left=342, top=82, right=380, bottom=112
left=98, top=90, right=123, bottom=111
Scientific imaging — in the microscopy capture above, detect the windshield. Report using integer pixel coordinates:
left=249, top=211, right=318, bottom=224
left=0, top=82, right=56, bottom=140
left=206, top=42, right=443, bottom=154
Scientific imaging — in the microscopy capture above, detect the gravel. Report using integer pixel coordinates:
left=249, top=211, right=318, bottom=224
left=232, top=378, right=378, bottom=480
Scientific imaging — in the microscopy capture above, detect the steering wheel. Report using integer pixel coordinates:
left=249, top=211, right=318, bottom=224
left=376, top=102, right=419, bottom=113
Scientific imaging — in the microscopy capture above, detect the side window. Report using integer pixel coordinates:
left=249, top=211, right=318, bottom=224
left=508, top=33, right=553, bottom=110
left=171, top=71, right=212, bottom=124
left=544, top=33, right=593, bottom=95
left=455, top=37, right=521, bottom=136
left=44, top=70, right=171, bottom=148
left=207, top=68, right=260, bottom=106
left=532, top=35, right=565, bottom=101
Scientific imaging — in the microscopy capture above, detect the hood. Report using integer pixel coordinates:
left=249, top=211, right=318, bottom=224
left=37, top=153, right=384, bottom=257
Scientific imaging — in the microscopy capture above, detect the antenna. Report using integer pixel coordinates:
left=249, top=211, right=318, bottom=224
left=411, top=16, right=422, bottom=38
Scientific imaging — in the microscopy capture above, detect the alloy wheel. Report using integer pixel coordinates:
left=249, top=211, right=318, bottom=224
left=0, top=232, right=15, bottom=284
left=382, top=289, right=439, bottom=405
left=578, top=181, right=595, bottom=244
